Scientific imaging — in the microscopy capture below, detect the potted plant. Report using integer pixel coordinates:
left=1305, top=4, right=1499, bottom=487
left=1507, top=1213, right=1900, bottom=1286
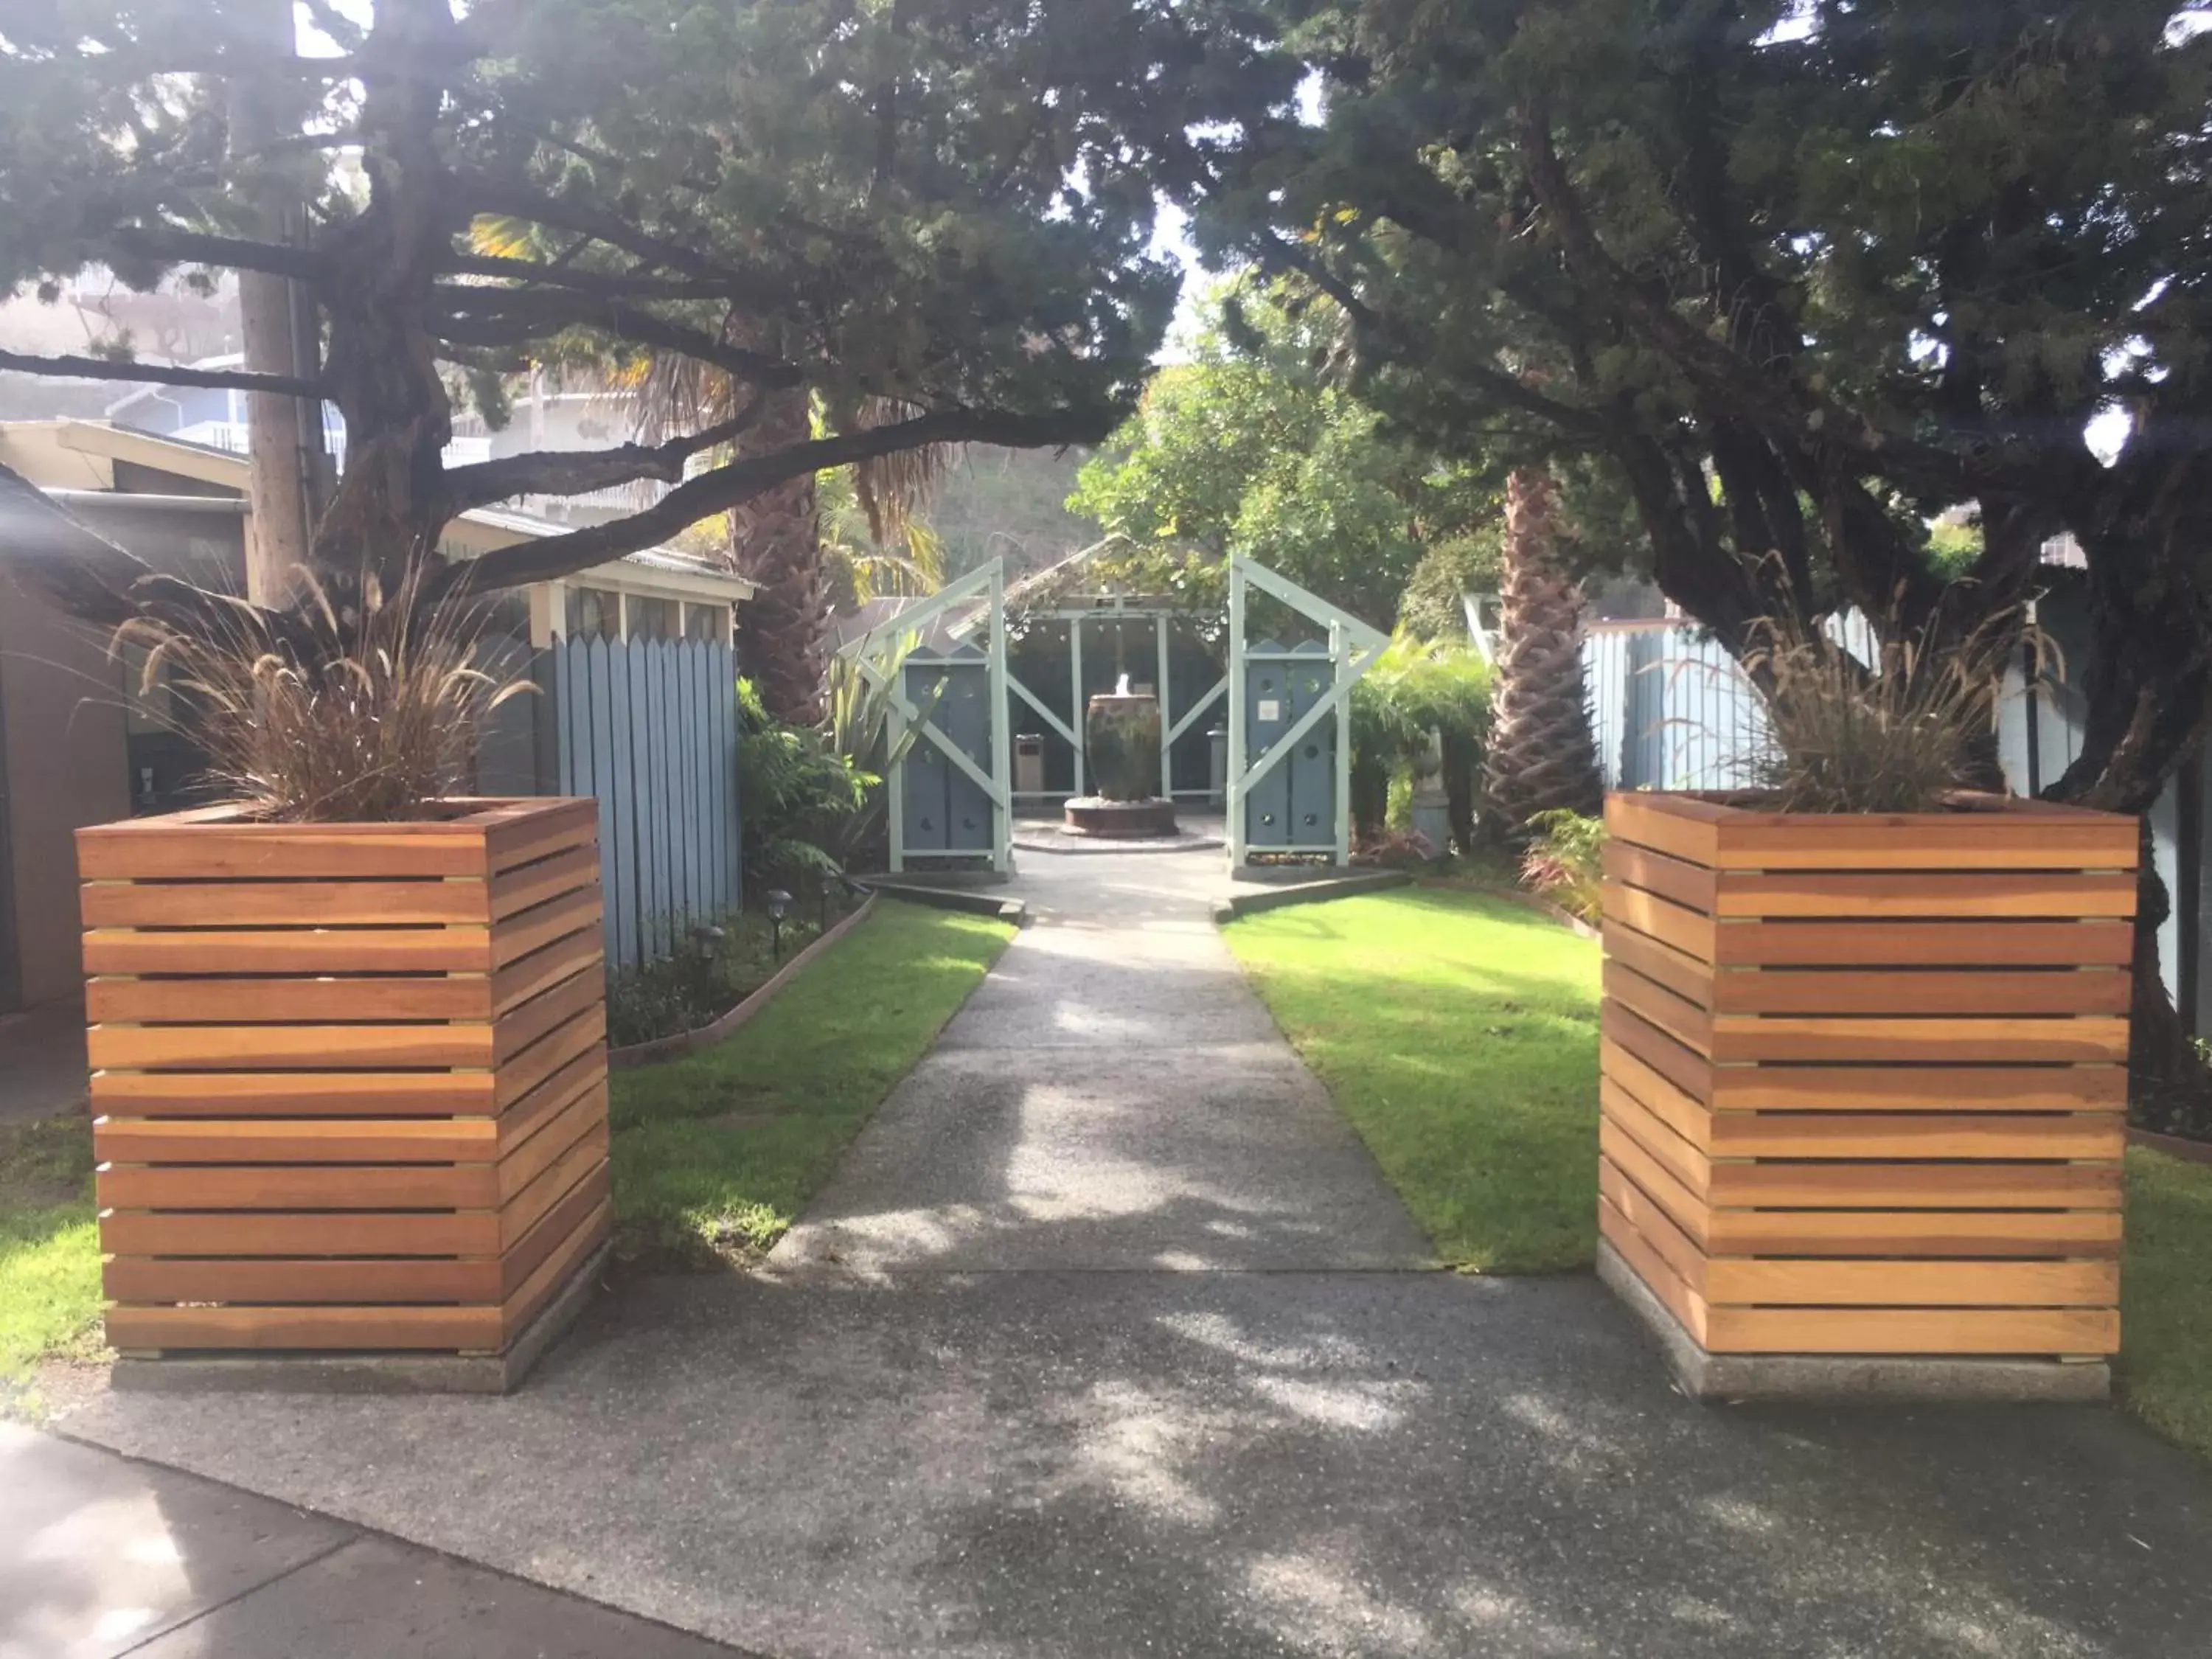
left=1597, top=606, right=2135, bottom=1397
left=79, top=580, right=609, bottom=1370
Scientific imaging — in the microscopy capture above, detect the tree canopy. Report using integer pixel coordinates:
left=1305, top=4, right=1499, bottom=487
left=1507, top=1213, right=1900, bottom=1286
left=1068, top=282, right=1493, bottom=628
left=0, top=0, right=1285, bottom=619
left=1190, top=0, right=2212, bottom=807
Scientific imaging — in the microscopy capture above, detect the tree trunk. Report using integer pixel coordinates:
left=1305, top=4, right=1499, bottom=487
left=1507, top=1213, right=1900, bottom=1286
left=724, top=319, right=826, bottom=725
left=1482, top=467, right=1603, bottom=842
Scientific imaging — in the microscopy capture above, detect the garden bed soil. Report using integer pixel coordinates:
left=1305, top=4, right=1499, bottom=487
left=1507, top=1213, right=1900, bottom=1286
left=608, top=897, right=878, bottom=1069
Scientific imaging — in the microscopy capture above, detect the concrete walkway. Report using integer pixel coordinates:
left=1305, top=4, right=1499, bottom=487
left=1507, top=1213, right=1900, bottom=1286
left=0, top=1422, right=750, bottom=1658
left=48, top=847, right=2212, bottom=1658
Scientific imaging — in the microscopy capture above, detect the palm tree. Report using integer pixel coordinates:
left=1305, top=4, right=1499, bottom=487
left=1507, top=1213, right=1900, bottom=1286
left=632, top=316, right=949, bottom=726
left=1481, top=467, right=1602, bottom=840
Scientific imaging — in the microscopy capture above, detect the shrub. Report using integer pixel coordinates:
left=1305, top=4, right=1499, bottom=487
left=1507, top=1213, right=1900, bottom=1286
left=114, top=570, right=529, bottom=822
left=1740, top=597, right=2031, bottom=815
left=737, top=678, right=877, bottom=892
left=1520, top=808, right=1604, bottom=923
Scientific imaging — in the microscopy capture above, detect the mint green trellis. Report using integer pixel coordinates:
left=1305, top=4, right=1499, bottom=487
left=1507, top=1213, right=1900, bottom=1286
left=1226, top=554, right=1389, bottom=870
left=835, top=561, right=1012, bottom=875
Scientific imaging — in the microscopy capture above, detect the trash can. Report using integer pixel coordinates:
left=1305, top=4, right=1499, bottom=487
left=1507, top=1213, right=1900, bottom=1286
left=1208, top=726, right=1228, bottom=808
left=1015, top=732, right=1046, bottom=798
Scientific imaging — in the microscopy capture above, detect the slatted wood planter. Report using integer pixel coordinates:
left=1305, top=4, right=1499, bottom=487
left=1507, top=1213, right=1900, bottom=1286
left=77, top=798, right=610, bottom=1357
left=1599, top=792, right=2136, bottom=1363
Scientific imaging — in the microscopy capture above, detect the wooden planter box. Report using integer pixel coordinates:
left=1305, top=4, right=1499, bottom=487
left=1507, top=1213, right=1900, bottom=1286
left=77, top=798, right=610, bottom=1357
left=1599, top=792, right=2137, bottom=1364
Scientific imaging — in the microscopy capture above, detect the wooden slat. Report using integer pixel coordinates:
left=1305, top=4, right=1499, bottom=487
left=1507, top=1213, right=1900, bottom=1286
left=79, top=824, right=488, bottom=881
left=491, top=928, right=604, bottom=1018
left=1708, top=1014, right=2130, bottom=1065
left=1601, top=925, right=1714, bottom=1011
left=1706, top=1113, right=2126, bottom=1161
left=99, top=1161, right=501, bottom=1211
left=88, top=1020, right=495, bottom=1072
left=499, top=1197, right=610, bottom=1340
left=493, top=964, right=605, bottom=1065
left=1598, top=1193, right=1710, bottom=1345
left=1713, top=871, right=2138, bottom=920
left=1710, top=967, right=2130, bottom=1017
left=495, top=1003, right=608, bottom=1111
left=1703, top=1207, right=2124, bottom=1258
left=1601, top=883, right=1717, bottom=964
left=1599, top=1157, right=1706, bottom=1290
left=1602, top=841, right=1718, bottom=913
left=1604, top=793, right=1726, bottom=867
left=482, top=798, right=599, bottom=875
left=1703, top=1259, right=2120, bottom=1308
left=105, top=1256, right=503, bottom=1306
left=94, top=1116, right=497, bottom=1164
left=1602, top=961, right=1714, bottom=1055
left=1710, top=818, right=2140, bottom=873
left=1599, top=1000, right=1714, bottom=1105
left=490, top=886, right=602, bottom=970
left=489, top=843, right=599, bottom=922
left=101, top=1210, right=499, bottom=1257
left=105, top=1303, right=505, bottom=1353
left=1599, top=1037, right=1710, bottom=1151
left=497, top=1080, right=608, bottom=1202
left=1597, top=1119, right=1709, bottom=1242
left=1705, top=1159, right=2122, bottom=1210
left=1599, top=1077, right=1710, bottom=1194
left=91, top=1069, right=497, bottom=1119
left=87, top=974, right=492, bottom=1025
left=501, top=1144, right=609, bottom=1251
left=82, top=925, right=493, bottom=976
left=1711, top=919, right=2135, bottom=968
left=80, top=878, right=490, bottom=928
left=1707, top=1064, right=2126, bottom=1113
left=497, top=1046, right=608, bottom=1152
left=501, top=1166, right=612, bottom=1296
left=1703, top=1306, right=2118, bottom=1356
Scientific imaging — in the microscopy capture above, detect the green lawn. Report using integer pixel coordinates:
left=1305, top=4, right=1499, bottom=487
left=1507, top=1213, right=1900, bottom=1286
left=610, top=900, right=1013, bottom=1262
left=1225, top=888, right=1601, bottom=1271
left=0, top=1112, right=101, bottom=1411
left=1224, top=885, right=2212, bottom=1458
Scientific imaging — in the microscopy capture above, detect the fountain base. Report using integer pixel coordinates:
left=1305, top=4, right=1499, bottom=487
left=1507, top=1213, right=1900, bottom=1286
left=1062, top=796, right=1179, bottom=838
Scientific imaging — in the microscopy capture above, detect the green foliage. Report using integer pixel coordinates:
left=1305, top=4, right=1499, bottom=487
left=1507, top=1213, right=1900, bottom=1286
left=1519, top=810, right=1605, bottom=925
left=604, top=897, right=860, bottom=1048
left=1225, top=889, right=1601, bottom=1272
left=1398, top=529, right=1502, bottom=643
left=1349, top=633, right=1492, bottom=845
left=0, top=1113, right=100, bottom=1411
left=1083, top=696, right=1163, bottom=801
left=737, top=678, right=875, bottom=890
left=2119, top=1148, right=2212, bottom=1460
left=610, top=903, right=1012, bottom=1261
left=1068, top=281, right=1495, bottom=630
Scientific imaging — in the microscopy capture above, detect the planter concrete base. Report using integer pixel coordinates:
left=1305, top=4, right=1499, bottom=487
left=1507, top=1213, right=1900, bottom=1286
left=1598, top=1240, right=2110, bottom=1405
left=108, top=1243, right=608, bottom=1398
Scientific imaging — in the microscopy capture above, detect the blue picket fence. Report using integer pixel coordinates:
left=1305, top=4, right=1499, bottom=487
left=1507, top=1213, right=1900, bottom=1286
left=549, top=635, right=740, bottom=970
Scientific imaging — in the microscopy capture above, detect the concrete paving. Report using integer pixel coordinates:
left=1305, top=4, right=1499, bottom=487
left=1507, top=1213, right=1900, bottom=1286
left=0, top=1422, right=751, bottom=1658
left=49, top=846, right=2212, bottom=1658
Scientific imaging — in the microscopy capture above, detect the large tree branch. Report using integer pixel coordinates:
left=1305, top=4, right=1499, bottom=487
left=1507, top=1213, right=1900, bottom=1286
left=106, top=226, right=324, bottom=281
left=428, top=404, right=1113, bottom=600
left=0, top=349, right=324, bottom=399
left=429, top=288, right=805, bottom=387
left=437, top=254, right=763, bottom=303
left=451, top=175, right=795, bottom=308
left=437, top=397, right=769, bottom=515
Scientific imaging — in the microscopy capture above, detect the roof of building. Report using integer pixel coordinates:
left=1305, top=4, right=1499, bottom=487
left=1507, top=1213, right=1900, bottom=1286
left=0, top=420, right=753, bottom=600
